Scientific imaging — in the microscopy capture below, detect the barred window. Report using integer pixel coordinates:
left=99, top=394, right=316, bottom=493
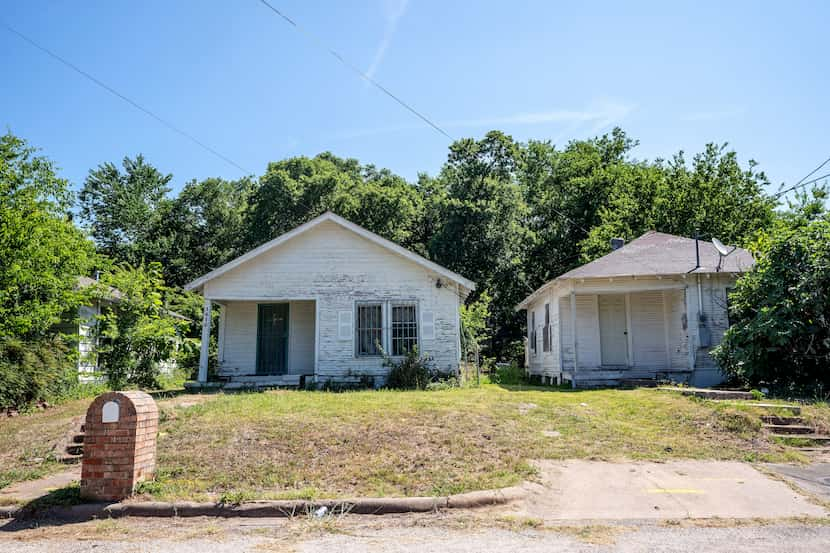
left=356, top=303, right=383, bottom=356
left=391, top=304, right=418, bottom=356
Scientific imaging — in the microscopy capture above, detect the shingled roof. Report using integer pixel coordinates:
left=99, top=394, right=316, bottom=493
left=516, top=231, right=754, bottom=310
left=558, top=231, right=755, bottom=280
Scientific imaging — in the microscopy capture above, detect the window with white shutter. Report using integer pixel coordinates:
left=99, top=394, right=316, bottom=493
left=338, top=310, right=353, bottom=340
left=420, top=310, right=435, bottom=340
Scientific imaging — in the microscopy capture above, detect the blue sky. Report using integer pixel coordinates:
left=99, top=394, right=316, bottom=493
left=2, top=1, right=828, bottom=200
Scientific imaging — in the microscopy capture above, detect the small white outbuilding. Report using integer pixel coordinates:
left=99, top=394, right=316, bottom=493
left=516, top=231, right=755, bottom=388
left=185, top=212, right=475, bottom=388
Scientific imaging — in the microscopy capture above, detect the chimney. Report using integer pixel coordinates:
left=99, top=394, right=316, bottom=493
left=610, top=238, right=625, bottom=251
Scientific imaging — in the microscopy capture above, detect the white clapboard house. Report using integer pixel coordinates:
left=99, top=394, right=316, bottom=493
left=516, top=231, right=754, bottom=388
left=185, top=212, right=475, bottom=388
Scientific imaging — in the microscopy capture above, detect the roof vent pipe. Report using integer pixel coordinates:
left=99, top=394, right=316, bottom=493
left=610, top=238, right=625, bottom=251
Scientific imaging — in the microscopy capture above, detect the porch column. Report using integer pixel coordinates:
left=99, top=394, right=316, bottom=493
left=198, top=297, right=212, bottom=383
left=569, top=291, right=578, bottom=371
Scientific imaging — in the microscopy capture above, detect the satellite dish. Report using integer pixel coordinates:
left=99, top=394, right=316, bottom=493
left=712, top=237, right=731, bottom=257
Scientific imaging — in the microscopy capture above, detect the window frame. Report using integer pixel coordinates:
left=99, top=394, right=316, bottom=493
left=390, top=302, right=419, bottom=357
left=543, top=303, right=551, bottom=352
left=354, top=300, right=420, bottom=358
left=355, top=302, right=385, bottom=357
left=530, top=310, right=537, bottom=355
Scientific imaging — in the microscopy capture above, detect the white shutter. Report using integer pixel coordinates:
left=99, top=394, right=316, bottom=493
left=338, top=310, right=353, bottom=341
left=421, top=310, right=435, bottom=340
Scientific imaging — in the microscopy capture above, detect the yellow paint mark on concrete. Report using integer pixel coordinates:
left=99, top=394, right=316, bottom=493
left=646, top=488, right=705, bottom=494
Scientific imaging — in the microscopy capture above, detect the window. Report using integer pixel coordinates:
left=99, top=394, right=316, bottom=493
left=391, top=303, right=418, bottom=355
left=530, top=311, right=537, bottom=354
left=355, top=301, right=420, bottom=357
left=543, top=303, right=551, bottom=352
left=356, top=303, right=384, bottom=356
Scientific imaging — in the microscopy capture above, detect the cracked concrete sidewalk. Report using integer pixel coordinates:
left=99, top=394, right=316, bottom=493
left=507, top=460, right=828, bottom=520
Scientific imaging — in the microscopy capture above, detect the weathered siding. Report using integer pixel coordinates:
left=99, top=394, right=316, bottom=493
left=525, top=293, right=562, bottom=380
left=208, top=221, right=462, bottom=382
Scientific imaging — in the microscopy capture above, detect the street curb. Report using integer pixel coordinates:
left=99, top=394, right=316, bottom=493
left=0, top=486, right=526, bottom=521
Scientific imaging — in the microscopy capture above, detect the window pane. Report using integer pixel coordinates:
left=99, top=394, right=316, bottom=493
left=392, top=304, right=418, bottom=356
left=356, top=304, right=383, bottom=356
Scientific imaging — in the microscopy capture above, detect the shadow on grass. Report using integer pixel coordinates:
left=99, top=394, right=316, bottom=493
left=0, top=482, right=107, bottom=531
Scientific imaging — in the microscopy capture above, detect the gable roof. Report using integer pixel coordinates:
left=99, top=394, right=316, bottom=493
left=185, top=212, right=476, bottom=293
left=516, top=231, right=754, bottom=310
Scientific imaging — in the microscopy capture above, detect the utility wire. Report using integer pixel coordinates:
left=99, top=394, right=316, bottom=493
left=773, top=171, right=830, bottom=199
left=1, top=20, right=250, bottom=174
left=256, top=0, right=454, bottom=141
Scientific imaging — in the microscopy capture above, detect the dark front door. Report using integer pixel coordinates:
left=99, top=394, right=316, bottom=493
left=256, top=303, right=289, bottom=375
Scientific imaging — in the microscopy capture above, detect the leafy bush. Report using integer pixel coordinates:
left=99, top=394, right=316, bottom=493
left=95, top=262, right=189, bottom=389
left=713, top=196, right=830, bottom=394
left=0, top=337, right=77, bottom=411
left=384, top=347, right=441, bottom=390
left=490, top=362, right=526, bottom=385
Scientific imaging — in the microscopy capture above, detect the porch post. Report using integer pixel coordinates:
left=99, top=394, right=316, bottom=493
left=625, top=293, right=634, bottom=367
left=198, top=297, right=212, bottom=383
left=569, top=291, right=578, bottom=371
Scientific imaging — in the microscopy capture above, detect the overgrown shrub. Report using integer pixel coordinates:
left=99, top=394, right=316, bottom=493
left=384, top=347, right=442, bottom=390
left=0, top=337, right=77, bottom=411
left=713, top=196, right=830, bottom=394
left=95, top=262, right=189, bottom=389
left=490, top=362, right=526, bottom=385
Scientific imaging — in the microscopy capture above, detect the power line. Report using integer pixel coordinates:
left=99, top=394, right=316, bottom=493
left=1, top=20, right=250, bottom=174
left=256, top=0, right=454, bottom=141
left=773, top=171, right=830, bottom=199
left=773, top=153, right=830, bottom=199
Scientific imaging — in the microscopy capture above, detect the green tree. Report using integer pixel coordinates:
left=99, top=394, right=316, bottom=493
left=0, top=132, right=99, bottom=410
left=580, top=143, right=775, bottom=260
left=95, top=262, right=188, bottom=389
left=428, top=132, right=530, bottom=358
left=712, top=190, right=830, bottom=393
left=79, top=155, right=172, bottom=265
left=245, top=153, right=424, bottom=251
left=154, top=176, right=255, bottom=287
left=0, top=132, right=98, bottom=338
left=521, top=128, right=640, bottom=285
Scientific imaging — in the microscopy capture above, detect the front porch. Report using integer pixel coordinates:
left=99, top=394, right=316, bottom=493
left=198, top=298, right=317, bottom=386
left=558, top=279, right=701, bottom=388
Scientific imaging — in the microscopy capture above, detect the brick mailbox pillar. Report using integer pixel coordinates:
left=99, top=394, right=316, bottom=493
left=80, top=391, right=159, bottom=501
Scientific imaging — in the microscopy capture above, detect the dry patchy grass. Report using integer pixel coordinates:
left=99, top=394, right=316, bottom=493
left=147, top=386, right=800, bottom=501
left=1, top=386, right=821, bottom=501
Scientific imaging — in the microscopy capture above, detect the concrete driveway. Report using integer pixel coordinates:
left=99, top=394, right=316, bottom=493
left=511, top=460, right=828, bottom=520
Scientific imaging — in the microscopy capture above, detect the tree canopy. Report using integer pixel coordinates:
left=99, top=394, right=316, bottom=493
left=73, top=128, right=779, bottom=362
left=0, top=132, right=98, bottom=338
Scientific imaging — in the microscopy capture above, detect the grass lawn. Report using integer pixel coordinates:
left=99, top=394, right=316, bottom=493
left=2, top=386, right=827, bottom=502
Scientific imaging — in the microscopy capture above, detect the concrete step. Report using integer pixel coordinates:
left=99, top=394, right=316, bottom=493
left=224, top=374, right=303, bottom=390
left=760, top=415, right=803, bottom=425
left=58, top=453, right=83, bottom=464
left=619, top=378, right=659, bottom=388
left=65, top=444, right=84, bottom=456
left=745, top=403, right=802, bottom=415
left=772, top=434, right=830, bottom=444
left=763, top=424, right=814, bottom=435
left=71, top=433, right=85, bottom=444
left=659, top=387, right=755, bottom=400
